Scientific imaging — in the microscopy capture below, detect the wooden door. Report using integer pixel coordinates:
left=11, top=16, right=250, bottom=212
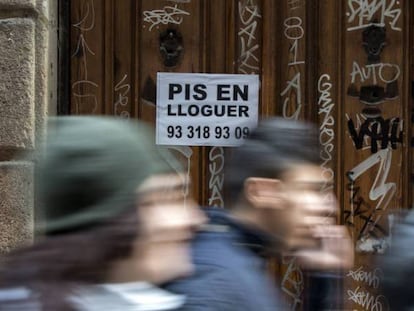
left=66, top=0, right=412, bottom=309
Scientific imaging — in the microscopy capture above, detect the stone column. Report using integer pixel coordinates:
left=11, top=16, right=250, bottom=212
left=0, top=0, right=53, bottom=253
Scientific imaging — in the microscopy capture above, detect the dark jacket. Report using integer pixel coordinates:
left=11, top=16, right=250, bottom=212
left=164, top=208, right=287, bottom=310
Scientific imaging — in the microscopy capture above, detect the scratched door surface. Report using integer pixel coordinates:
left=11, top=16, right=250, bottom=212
left=341, top=1, right=409, bottom=310
left=67, top=0, right=412, bottom=310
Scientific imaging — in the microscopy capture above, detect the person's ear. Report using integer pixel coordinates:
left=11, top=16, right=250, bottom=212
left=244, top=177, right=284, bottom=209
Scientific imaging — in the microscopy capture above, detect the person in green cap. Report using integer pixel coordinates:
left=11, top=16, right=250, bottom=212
left=0, top=116, right=205, bottom=311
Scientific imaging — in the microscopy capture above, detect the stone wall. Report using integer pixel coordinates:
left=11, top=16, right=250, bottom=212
left=0, top=0, right=54, bottom=253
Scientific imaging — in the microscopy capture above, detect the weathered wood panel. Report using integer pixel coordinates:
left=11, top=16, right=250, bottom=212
left=342, top=1, right=406, bottom=310
left=315, top=1, right=343, bottom=307
left=138, top=0, right=204, bottom=203
left=70, top=0, right=105, bottom=115
left=204, top=0, right=229, bottom=208
left=276, top=1, right=307, bottom=121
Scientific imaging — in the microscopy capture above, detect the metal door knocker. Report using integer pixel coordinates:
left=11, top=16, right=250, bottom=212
left=362, top=23, right=386, bottom=64
left=346, top=22, right=397, bottom=118
left=159, top=28, right=183, bottom=68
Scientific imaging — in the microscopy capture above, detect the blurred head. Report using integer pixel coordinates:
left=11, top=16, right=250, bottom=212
left=226, top=117, right=337, bottom=252
left=37, top=116, right=175, bottom=235
left=32, top=116, right=204, bottom=284
left=130, top=172, right=205, bottom=284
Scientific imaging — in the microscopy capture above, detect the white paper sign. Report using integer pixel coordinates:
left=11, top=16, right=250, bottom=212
left=156, top=73, right=259, bottom=146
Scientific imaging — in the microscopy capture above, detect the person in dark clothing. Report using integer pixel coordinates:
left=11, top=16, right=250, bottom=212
left=378, top=209, right=413, bottom=310
left=0, top=116, right=205, bottom=310
left=165, top=117, right=354, bottom=310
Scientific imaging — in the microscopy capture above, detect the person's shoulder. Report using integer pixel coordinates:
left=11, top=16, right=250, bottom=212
left=189, top=210, right=272, bottom=290
left=178, top=228, right=276, bottom=298
left=0, top=286, right=41, bottom=310
left=71, top=282, right=185, bottom=311
left=192, top=210, right=258, bottom=269
left=166, top=264, right=257, bottom=310
left=167, top=260, right=285, bottom=311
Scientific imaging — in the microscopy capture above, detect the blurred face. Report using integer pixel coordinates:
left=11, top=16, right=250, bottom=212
left=279, top=164, right=338, bottom=251
left=257, top=164, right=338, bottom=252
left=133, top=173, right=206, bottom=284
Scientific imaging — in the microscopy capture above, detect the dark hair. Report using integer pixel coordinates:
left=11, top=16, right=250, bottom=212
left=225, top=117, right=321, bottom=201
left=0, top=205, right=139, bottom=310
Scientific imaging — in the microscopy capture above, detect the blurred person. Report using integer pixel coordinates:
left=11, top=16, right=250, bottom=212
left=165, top=117, right=354, bottom=310
left=378, top=209, right=413, bottom=310
left=0, top=116, right=205, bottom=310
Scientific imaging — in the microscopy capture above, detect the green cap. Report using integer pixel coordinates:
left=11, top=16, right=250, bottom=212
left=36, top=116, right=177, bottom=235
